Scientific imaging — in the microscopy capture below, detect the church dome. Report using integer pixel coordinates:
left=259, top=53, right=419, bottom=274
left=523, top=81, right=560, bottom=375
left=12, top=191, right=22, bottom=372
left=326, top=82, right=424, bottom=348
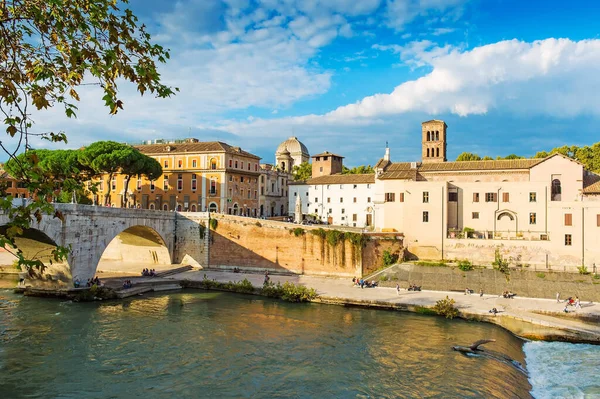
left=276, top=136, right=309, bottom=158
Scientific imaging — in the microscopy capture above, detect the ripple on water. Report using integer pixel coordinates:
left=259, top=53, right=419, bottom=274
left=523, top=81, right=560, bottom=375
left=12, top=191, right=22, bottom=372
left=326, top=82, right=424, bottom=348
left=0, top=291, right=534, bottom=399
left=524, top=341, right=600, bottom=399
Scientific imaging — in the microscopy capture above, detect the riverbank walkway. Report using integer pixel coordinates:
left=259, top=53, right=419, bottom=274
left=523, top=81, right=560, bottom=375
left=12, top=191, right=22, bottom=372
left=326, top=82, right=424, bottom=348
left=169, top=269, right=600, bottom=342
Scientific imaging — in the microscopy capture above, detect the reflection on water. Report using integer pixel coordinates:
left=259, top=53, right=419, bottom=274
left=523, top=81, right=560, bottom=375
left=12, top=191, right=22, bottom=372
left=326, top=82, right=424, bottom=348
left=0, top=290, right=532, bottom=398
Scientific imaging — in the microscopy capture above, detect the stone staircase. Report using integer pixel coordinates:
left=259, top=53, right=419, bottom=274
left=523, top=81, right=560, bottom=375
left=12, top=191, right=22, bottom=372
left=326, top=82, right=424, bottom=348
left=154, top=265, right=194, bottom=278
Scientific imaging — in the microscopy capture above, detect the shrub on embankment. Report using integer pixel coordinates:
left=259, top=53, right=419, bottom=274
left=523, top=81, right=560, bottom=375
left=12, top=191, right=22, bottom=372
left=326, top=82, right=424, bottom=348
left=182, top=275, right=318, bottom=303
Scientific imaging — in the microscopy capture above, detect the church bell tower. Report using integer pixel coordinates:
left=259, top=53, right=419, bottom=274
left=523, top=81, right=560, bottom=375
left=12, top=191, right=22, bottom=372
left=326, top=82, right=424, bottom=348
left=421, top=120, right=447, bottom=163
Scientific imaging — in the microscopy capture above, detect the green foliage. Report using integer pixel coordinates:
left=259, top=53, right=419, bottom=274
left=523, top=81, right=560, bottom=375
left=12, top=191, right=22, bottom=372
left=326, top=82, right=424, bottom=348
left=433, top=296, right=459, bottom=319
left=415, top=261, right=447, bottom=267
left=209, top=218, right=218, bottom=230
left=382, top=249, right=398, bottom=267
left=310, top=228, right=327, bottom=239
left=344, top=232, right=370, bottom=248
left=456, top=152, right=482, bottom=161
left=292, top=162, right=312, bottom=181
left=462, top=227, right=475, bottom=238
left=492, top=248, right=510, bottom=276
left=379, top=275, right=389, bottom=282
left=291, top=227, right=305, bottom=237
left=536, top=272, right=546, bottom=279
left=260, top=281, right=318, bottom=302
left=198, top=224, right=206, bottom=240
left=342, top=165, right=375, bottom=174
left=578, top=265, right=591, bottom=275
left=594, top=274, right=600, bottom=280
left=498, top=154, right=524, bottom=160
left=534, top=144, right=600, bottom=173
left=325, top=229, right=344, bottom=247
left=457, top=259, right=473, bottom=271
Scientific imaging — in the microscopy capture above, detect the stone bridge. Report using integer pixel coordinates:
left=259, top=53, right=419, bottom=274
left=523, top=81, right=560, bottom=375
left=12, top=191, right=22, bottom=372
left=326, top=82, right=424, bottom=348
left=0, top=204, right=210, bottom=285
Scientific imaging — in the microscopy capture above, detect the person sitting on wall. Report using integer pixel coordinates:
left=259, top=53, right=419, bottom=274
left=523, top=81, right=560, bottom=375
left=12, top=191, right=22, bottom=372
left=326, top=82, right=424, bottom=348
left=489, top=307, right=498, bottom=316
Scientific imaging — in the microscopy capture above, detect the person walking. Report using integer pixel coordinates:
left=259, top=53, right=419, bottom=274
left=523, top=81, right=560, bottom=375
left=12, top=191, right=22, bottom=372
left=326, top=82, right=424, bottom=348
left=479, top=289, right=484, bottom=297
left=396, top=283, right=400, bottom=296
left=556, top=292, right=561, bottom=303
left=575, top=296, right=581, bottom=309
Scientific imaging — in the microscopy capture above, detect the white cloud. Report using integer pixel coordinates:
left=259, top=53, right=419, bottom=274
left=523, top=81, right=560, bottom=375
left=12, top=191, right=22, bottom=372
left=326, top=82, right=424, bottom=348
left=331, top=38, right=600, bottom=119
left=385, top=0, right=469, bottom=31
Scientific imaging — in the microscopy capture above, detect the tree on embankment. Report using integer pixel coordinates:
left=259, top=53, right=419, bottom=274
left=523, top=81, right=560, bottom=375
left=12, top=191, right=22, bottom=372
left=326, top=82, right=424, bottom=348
left=0, top=0, right=176, bottom=273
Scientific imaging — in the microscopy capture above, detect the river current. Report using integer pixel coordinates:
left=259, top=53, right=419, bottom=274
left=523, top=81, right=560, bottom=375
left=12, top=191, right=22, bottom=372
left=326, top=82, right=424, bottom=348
left=0, top=289, right=598, bottom=398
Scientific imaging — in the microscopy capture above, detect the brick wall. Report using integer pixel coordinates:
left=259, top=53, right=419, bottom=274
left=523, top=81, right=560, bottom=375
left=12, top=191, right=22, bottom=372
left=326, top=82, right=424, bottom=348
left=208, top=215, right=403, bottom=277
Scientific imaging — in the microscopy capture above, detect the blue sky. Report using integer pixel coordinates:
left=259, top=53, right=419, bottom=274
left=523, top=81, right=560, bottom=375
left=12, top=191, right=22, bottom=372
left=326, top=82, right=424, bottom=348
left=18, top=0, right=600, bottom=167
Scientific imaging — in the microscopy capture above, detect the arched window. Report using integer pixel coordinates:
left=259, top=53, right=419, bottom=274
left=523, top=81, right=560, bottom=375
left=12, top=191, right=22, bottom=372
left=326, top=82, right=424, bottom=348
left=163, top=203, right=168, bottom=211
left=177, top=204, right=182, bottom=212
left=281, top=161, right=286, bottom=170
left=551, top=179, right=562, bottom=201
left=427, top=131, right=431, bottom=141
left=435, top=131, right=439, bottom=141
left=208, top=203, right=218, bottom=213
left=233, top=203, right=239, bottom=215
left=497, top=212, right=515, bottom=221
left=191, top=204, right=196, bottom=212
left=210, top=158, right=217, bottom=170
left=436, top=148, right=440, bottom=157
left=149, top=203, right=155, bottom=210
left=427, top=148, right=430, bottom=157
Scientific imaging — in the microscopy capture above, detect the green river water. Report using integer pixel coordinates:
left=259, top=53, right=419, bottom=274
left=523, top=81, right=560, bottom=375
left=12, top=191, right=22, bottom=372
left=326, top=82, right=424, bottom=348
left=0, top=289, right=533, bottom=398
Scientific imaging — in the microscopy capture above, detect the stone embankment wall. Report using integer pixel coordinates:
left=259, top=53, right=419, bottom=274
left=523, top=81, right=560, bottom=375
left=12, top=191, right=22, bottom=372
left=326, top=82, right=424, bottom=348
left=408, top=238, right=599, bottom=273
left=208, top=215, right=403, bottom=277
left=377, top=263, right=600, bottom=302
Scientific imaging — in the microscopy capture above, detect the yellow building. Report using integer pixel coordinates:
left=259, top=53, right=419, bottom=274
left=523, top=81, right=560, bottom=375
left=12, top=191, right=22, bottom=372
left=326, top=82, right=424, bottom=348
left=94, top=139, right=261, bottom=214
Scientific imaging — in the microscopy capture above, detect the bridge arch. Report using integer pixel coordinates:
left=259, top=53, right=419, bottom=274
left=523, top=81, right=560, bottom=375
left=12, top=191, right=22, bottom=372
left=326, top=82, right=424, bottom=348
left=0, top=225, right=72, bottom=284
left=96, top=225, right=172, bottom=275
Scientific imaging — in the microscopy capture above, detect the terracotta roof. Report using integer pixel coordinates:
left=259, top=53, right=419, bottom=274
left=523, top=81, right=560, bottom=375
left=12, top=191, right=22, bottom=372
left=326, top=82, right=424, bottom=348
left=583, top=173, right=600, bottom=194
left=134, top=141, right=261, bottom=159
left=311, top=151, right=344, bottom=158
left=374, top=158, right=391, bottom=169
left=306, top=174, right=375, bottom=185
left=418, top=159, right=541, bottom=172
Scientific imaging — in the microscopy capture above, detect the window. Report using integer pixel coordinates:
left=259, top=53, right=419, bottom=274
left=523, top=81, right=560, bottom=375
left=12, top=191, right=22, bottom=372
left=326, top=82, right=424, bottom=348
left=211, top=159, right=217, bottom=170
left=210, top=180, right=216, bottom=195
left=399, top=192, right=405, bottom=202
left=229, top=160, right=232, bottom=167
left=240, top=162, right=244, bottom=169
left=353, top=185, right=357, bottom=189
left=191, top=174, right=197, bottom=190
left=261, top=187, right=264, bottom=195
left=472, top=212, right=479, bottom=219
left=530, top=213, right=536, bottom=224
left=327, top=197, right=330, bottom=203
left=353, top=214, right=357, bottom=221
left=564, top=213, right=572, bottom=226
left=529, top=192, right=536, bottom=202
left=340, top=197, right=343, bottom=203
left=423, top=191, right=429, bottom=203
left=247, top=190, right=251, bottom=199
left=150, top=180, right=155, bottom=191
left=163, top=175, right=169, bottom=190
left=241, top=189, right=244, bottom=197
left=254, top=190, right=257, bottom=199
left=192, top=159, right=197, bottom=168
left=328, top=208, right=332, bottom=214
left=473, top=193, right=479, bottom=202
left=177, top=174, right=183, bottom=190
left=136, top=177, right=142, bottom=190
left=341, top=209, right=345, bottom=214
left=229, top=175, right=233, bottom=182
left=353, top=197, right=357, bottom=203
left=178, top=160, right=183, bottom=168
left=565, top=234, right=572, bottom=246
left=235, top=161, right=238, bottom=168
left=164, top=160, right=168, bottom=168
left=551, top=178, right=562, bottom=201
left=315, top=197, right=318, bottom=203
left=502, top=192, right=510, bottom=202
left=367, top=197, right=371, bottom=202
left=423, top=211, right=429, bottom=222
left=385, top=193, right=395, bottom=202
left=241, top=176, right=244, bottom=183
left=448, top=192, right=458, bottom=202
left=163, top=203, right=169, bottom=211
left=314, top=209, right=318, bottom=213
left=255, top=164, right=258, bottom=171
left=319, top=167, right=323, bottom=172
left=485, top=193, right=497, bottom=202
left=340, top=185, right=343, bottom=189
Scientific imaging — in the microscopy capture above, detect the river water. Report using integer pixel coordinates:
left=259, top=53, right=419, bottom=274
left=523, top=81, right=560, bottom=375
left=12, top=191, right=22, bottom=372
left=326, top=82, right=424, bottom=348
left=0, top=290, right=598, bottom=399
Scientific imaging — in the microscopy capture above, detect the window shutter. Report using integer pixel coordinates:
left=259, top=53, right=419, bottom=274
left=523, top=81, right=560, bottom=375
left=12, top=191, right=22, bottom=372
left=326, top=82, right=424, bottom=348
left=493, top=193, right=498, bottom=202
left=597, top=214, right=600, bottom=227
left=565, top=213, right=572, bottom=226
left=399, top=192, right=404, bottom=202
